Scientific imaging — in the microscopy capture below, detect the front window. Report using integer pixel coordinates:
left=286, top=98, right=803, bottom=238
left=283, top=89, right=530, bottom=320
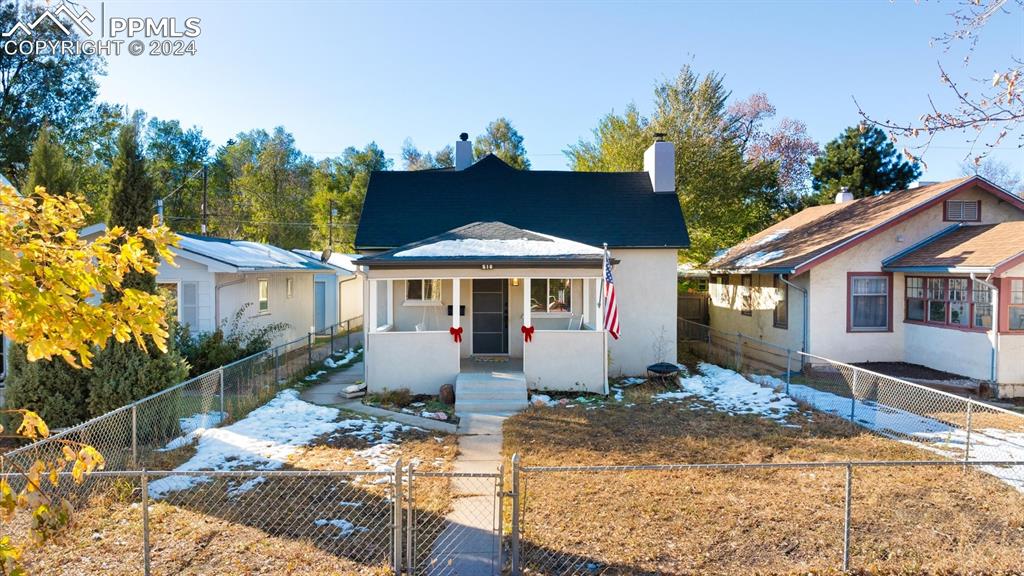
left=530, top=279, right=572, bottom=313
left=258, top=279, right=269, bottom=313
left=406, top=279, right=442, bottom=302
left=906, top=276, right=992, bottom=330
left=1010, top=279, right=1024, bottom=331
left=850, top=275, right=889, bottom=331
left=773, top=275, right=788, bottom=329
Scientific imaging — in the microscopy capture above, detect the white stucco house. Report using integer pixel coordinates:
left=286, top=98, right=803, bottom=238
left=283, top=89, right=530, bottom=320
left=705, top=176, right=1024, bottom=398
left=80, top=225, right=334, bottom=346
left=354, top=134, right=689, bottom=411
left=292, top=250, right=365, bottom=332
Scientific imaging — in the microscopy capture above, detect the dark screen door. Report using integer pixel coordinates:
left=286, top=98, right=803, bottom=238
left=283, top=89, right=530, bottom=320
left=472, top=279, right=509, bottom=354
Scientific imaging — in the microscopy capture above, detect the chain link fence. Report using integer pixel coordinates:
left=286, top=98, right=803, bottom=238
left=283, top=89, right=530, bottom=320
left=1, top=317, right=364, bottom=475
left=678, top=318, right=1024, bottom=488
left=509, top=457, right=1024, bottom=575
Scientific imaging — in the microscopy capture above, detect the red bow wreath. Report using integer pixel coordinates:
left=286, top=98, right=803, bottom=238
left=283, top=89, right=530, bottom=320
left=521, top=325, right=535, bottom=343
left=449, top=326, right=463, bottom=343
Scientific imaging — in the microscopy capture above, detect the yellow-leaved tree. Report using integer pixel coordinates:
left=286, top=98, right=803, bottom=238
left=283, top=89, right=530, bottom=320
left=0, top=182, right=178, bottom=574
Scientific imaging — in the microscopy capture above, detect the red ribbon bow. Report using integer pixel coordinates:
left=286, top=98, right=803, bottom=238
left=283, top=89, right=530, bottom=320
left=521, top=325, right=535, bottom=343
left=449, top=326, right=463, bottom=343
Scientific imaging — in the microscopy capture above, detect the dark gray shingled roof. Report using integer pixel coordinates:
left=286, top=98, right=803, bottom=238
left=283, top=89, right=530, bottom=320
left=354, top=154, right=689, bottom=250
left=358, top=221, right=607, bottom=268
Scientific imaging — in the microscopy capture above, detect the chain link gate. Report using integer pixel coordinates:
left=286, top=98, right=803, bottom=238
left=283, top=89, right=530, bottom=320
left=404, top=466, right=505, bottom=575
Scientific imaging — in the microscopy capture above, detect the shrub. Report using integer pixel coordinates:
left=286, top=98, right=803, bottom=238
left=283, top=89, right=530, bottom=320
left=3, top=343, right=90, bottom=427
left=176, top=303, right=289, bottom=376
left=86, top=338, right=189, bottom=417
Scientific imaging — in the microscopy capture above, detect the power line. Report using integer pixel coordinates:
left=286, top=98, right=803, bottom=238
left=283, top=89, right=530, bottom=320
left=164, top=215, right=358, bottom=228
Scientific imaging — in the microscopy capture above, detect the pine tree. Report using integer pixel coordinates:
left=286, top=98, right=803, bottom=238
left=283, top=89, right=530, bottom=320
left=4, top=125, right=90, bottom=427
left=87, top=120, right=189, bottom=416
left=810, top=126, right=921, bottom=202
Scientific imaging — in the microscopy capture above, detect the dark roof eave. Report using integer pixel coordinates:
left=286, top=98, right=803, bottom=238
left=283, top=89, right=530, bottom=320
left=358, top=257, right=613, bottom=269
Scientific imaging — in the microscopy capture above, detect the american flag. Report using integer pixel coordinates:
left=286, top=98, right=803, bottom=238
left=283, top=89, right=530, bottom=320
left=602, top=247, right=620, bottom=340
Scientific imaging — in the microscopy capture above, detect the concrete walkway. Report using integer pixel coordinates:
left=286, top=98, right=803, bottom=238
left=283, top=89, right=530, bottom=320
left=429, top=412, right=507, bottom=575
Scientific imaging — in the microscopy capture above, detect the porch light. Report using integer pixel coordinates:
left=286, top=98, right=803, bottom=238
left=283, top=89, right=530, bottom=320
left=511, top=278, right=521, bottom=287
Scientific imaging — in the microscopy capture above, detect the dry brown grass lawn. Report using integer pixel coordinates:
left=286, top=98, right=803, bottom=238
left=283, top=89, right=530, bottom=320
left=504, top=392, right=1024, bottom=575
left=13, top=412, right=458, bottom=576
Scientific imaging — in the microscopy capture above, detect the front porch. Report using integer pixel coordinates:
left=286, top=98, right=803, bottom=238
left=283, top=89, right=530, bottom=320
left=358, top=222, right=612, bottom=408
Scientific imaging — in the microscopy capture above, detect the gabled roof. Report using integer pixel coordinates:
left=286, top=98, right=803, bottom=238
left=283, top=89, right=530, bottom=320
left=883, top=222, right=1024, bottom=275
left=706, top=176, right=1024, bottom=274
left=178, top=234, right=332, bottom=272
left=358, top=221, right=606, bottom=268
left=355, top=154, right=689, bottom=250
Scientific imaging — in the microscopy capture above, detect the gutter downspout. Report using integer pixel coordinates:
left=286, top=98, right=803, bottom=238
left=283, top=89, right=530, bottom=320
left=215, top=275, right=248, bottom=327
left=780, top=275, right=809, bottom=353
left=971, top=273, right=999, bottom=388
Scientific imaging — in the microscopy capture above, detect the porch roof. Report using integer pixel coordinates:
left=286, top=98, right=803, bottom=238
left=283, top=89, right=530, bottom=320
left=358, top=221, right=607, bottom=269
left=883, top=222, right=1024, bottom=275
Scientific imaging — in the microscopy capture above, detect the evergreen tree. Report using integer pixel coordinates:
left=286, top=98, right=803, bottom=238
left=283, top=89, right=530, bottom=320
left=87, top=120, right=188, bottom=416
left=3, top=125, right=90, bottom=427
left=474, top=118, right=530, bottom=170
left=810, top=126, right=921, bottom=202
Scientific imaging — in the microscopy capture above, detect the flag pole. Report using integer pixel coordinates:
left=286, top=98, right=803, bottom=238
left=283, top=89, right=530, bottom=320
left=601, top=243, right=609, bottom=396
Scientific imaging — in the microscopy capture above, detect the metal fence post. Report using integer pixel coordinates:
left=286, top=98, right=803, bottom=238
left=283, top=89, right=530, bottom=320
left=406, top=463, right=414, bottom=575
left=785, top=349, right=792, bottom=395
left=346, top=319, right=352, bottom=351
left=274, top=346, right=280, bottom=384
left=849, top=371, right=858, bottom=427
left=392, top=458, right=403, bottom=573
left=843, top=463, right=852, bottom=571
left=218, top=367, right=226, bottom=421
left=964, top=401, right=974, bottom=471
left=307, top=330, right=314, bottom=367
left=735, top=333, right=742, bottom=371
left=131, top=404, right=138, bottom=469
left=497, top=462, right=506, bottom=574
left=141, top=469, right=151, bottom=576
left=330, top=324, right=336, bottom=354
left=510, top=453, right=522, bottom=576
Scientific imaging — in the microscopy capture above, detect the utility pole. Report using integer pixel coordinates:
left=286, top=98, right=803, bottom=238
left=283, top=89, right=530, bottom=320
left=329, top=199, right=336, bottom=250
left=201, top=164, right=208, bottom=235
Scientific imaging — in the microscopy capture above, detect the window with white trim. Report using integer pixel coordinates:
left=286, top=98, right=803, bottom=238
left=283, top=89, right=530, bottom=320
left=406, top=279, right=442, bottom=303
left=181, top=282, right=199, bottom=327
left=286, top=277, right=294, bottom=298
left=850, top=275, right=889, bottom=331
left=530, top=279, right=572, bottom=313
left=258, top=279, right=269, bottom=313
left=944, top=200, right=980, bottom=222
left=740, top=275, right=753, bottom=317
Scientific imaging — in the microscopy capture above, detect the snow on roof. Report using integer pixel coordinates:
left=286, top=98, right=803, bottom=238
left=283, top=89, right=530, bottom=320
left=393, top=233, right=603, bottom=259
left=292, top=249, right=360, bottom=273
left=733, top=249, right=785, bottom=269
left=178, top=234, right=329, bottom=271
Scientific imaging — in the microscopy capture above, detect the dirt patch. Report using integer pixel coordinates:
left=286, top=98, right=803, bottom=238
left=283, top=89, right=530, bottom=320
left=504, top=400, right=1024, bottom=574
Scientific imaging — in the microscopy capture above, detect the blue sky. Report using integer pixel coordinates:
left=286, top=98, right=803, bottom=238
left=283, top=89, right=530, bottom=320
left=88, top=1, right=1021, bottom=180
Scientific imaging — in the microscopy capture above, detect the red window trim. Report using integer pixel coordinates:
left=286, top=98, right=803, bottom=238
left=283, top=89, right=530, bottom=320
left=904, top=275, right=991, bottom=332
left=1004, top=277, right=1024, bottom=333
left=846, top=272, right=893, bottom=333
left=942, top=199, right=982, bottom=222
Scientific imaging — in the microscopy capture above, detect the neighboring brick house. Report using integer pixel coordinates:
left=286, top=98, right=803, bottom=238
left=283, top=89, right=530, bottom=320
left=705, top=176, right=1024, bottom=398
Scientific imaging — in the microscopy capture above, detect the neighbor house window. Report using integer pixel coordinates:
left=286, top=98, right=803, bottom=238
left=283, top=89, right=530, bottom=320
left=258, top=279, right=269, bottom=313
left=286, top=277, right=294, bottom=298
left=740, top=275, right=752, bottom=316
left=406, top=279, right=442, bottom=303
left=944, top=200, right=981, bottom=222
left=530, top=279, right=572, bottom=313
left=1009, top=279, right=1024, bottom=331
left=905, top=276, right=990, bottom=330
left=849, top=274, right=889, bottom=331
left=773, top=275, right=788, bottom=329
left=181, top=281, right=198, bottom=327
left=157, top=282, right=179, bottom=320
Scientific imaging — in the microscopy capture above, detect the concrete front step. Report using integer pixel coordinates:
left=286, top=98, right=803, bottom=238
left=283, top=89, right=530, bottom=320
left=455, top=370, right=528, bottom=414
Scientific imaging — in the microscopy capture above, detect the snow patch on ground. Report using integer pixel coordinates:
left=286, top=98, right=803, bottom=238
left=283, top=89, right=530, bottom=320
left=750, top=373, right=1024, bottom=493
left=160, top=410, right=227, bottom=451
left=657, top=363, right=797, bottom=422
left=304, top=370, right=327, bottom=381
left=147, top=389, right=344, bottom=499
left=314, top=518, right=368, bottom=538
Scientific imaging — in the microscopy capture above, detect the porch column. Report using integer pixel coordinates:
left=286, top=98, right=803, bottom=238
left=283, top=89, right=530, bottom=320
left=595, top=277, right=604, bottom=331
left=452, top=278, right=461, bottom=329
left=386, top=280, right=394, bottom=328
left=583, top=278, right=591, bottom=327
left=522, top=277, right=531, bottom=328
left=368, top=279, right=378, bottom=332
